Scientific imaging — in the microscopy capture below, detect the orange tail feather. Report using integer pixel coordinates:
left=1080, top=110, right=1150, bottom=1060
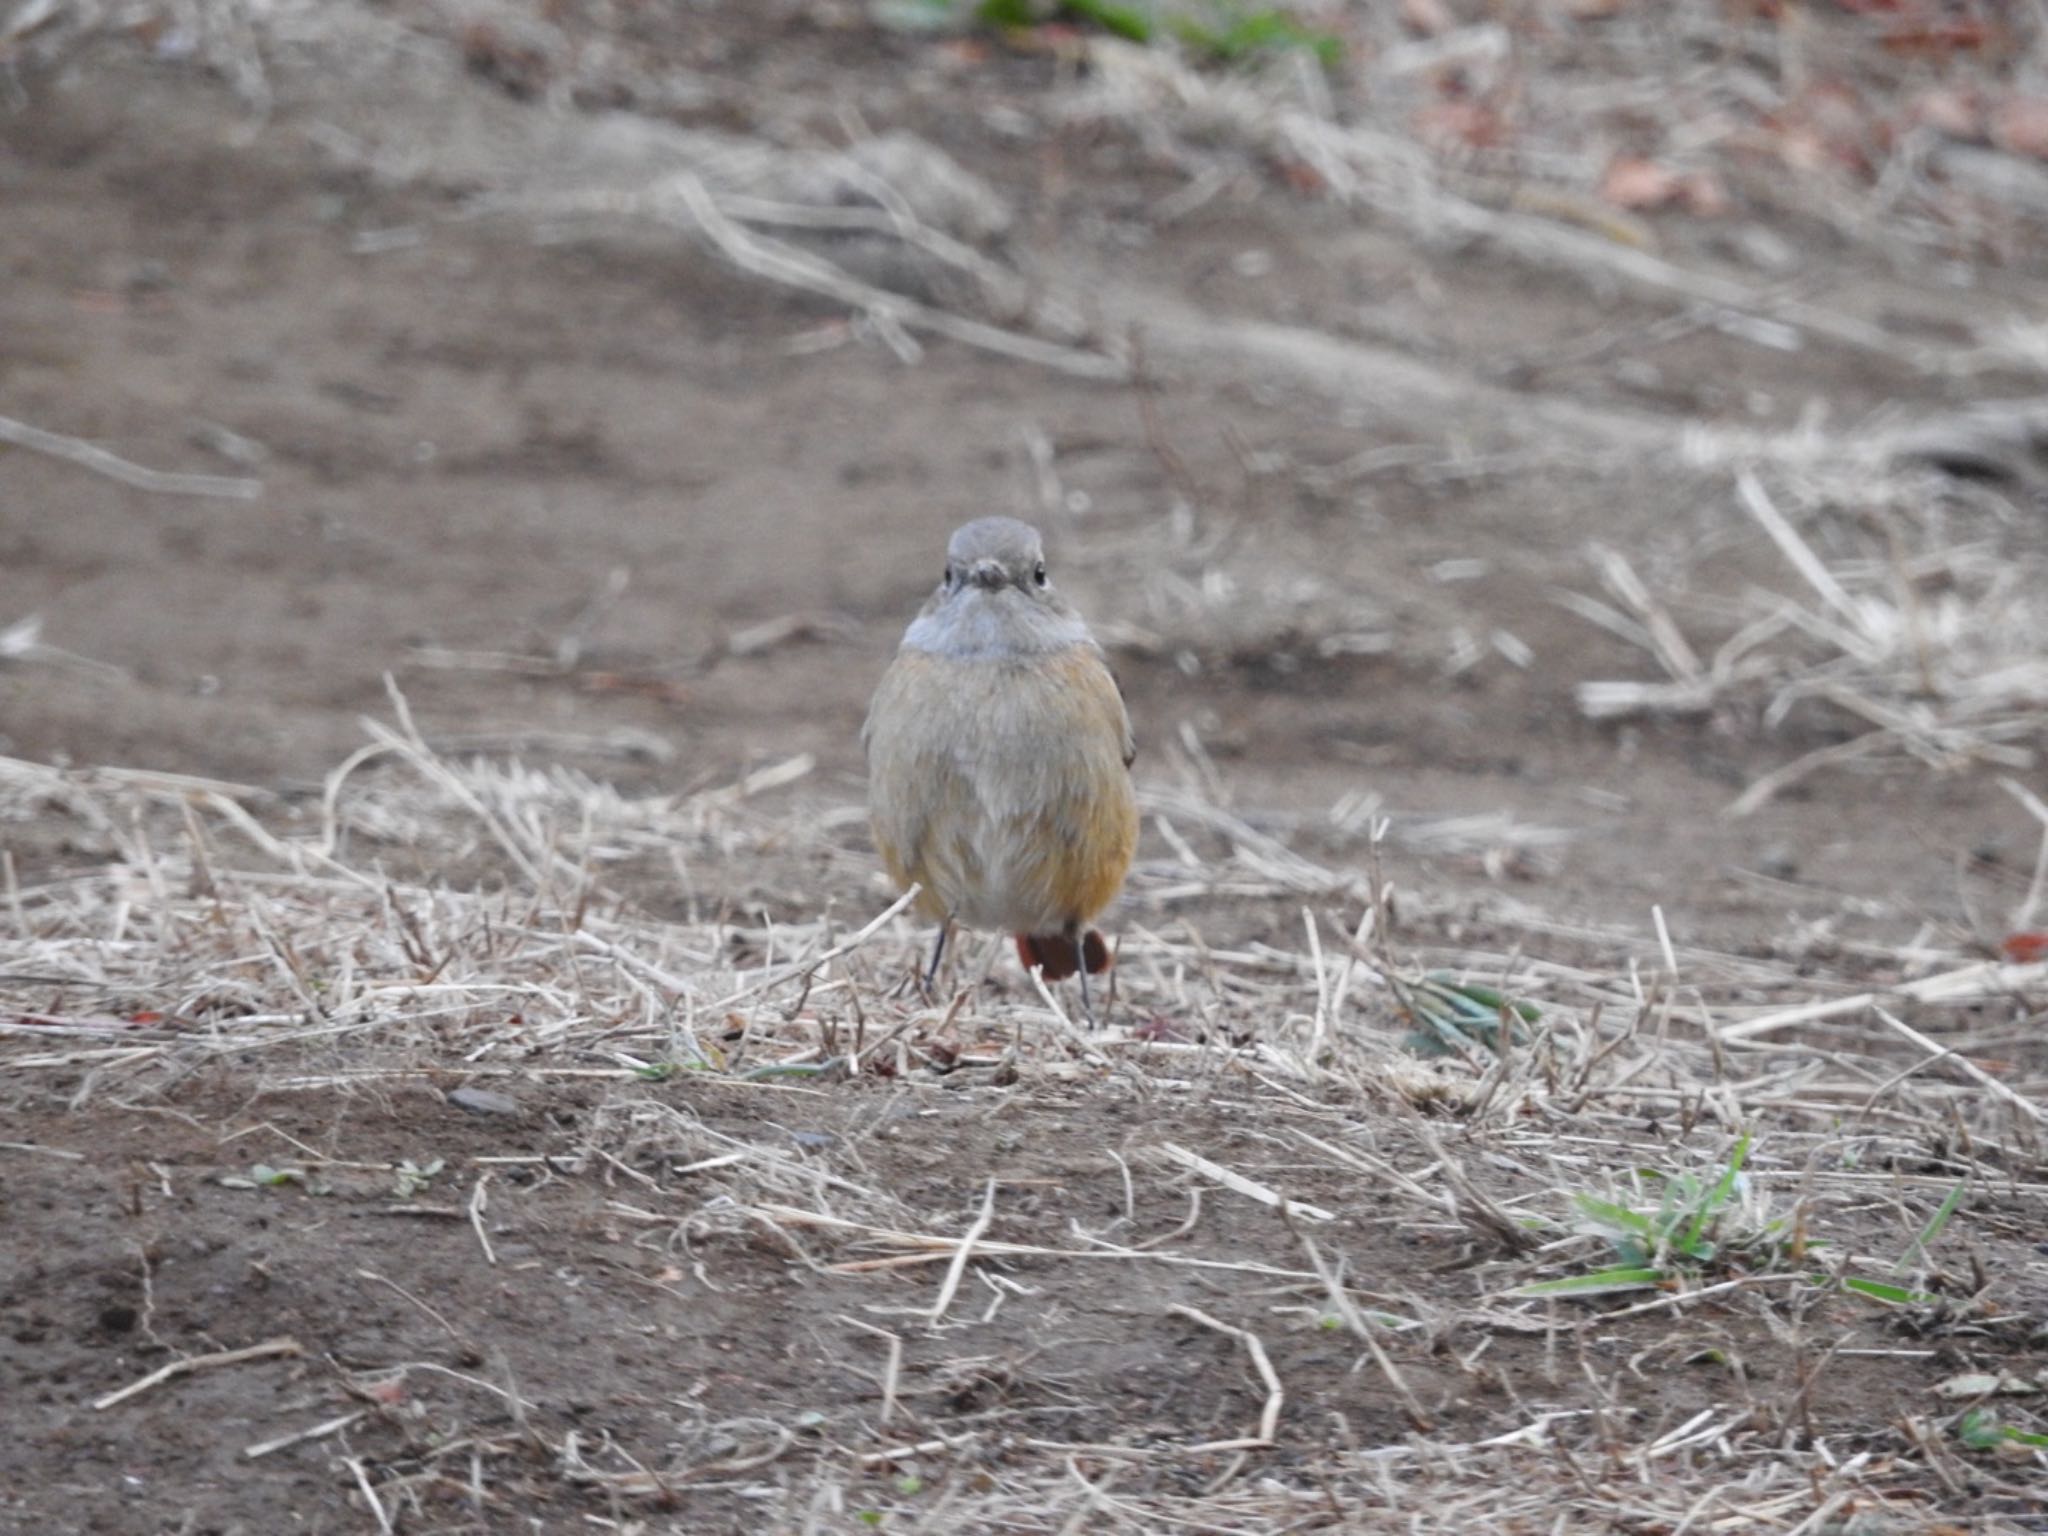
left=1016, top=930, right=1112, bottom=982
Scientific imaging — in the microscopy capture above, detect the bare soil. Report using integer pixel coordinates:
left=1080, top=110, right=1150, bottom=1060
left=4, top=4, right=2048, bottom=1532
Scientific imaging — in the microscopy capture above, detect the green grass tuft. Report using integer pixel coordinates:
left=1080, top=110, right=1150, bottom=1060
left=875, top=0, right=1342, bottom=67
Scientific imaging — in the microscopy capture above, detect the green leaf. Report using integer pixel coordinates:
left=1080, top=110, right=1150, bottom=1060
left=1406, top=1003, right=1508, bottom=1056
left=1896, top=1179, right=1966, bottom=1274
left=1958, top=1407, right=2006, bottom=1449
left=975, top=0, right=1155, bottom=41
left=1062, top=0, right=1155, bottom=42
left=1430, top=982, right=1502, bottom=1022
left=1512, top=1267, right=1665, bottom=1298
left=1573, top=1193, right=1653, bottom=1236
left=1838, top=1275, right=1933, bottom=1306
left=1421, top=975, right=1539, bottom=1017
left=1168, top=4, right=1341, bottom=65
left=392, top=1158, right=444, bottom=1198
left=1402, top=1012, right=1490, bottom=1058
left=1958, top=1407, right=2048, bottom=1449
left=1679, top=1132, right=1749, bottom=1253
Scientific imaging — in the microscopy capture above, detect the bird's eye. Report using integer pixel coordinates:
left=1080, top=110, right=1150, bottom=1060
left=1032, top=561, right=1048, bottom=588
left=942, top=564, right=953, bottom=588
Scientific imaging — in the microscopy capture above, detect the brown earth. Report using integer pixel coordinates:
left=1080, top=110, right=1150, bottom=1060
left=4, top=11, right=2043, bottom=950
left=4, top=3, right=2048, bottom=1532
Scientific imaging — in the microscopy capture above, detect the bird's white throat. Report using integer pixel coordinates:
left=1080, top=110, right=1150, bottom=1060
left=901, top=590, right=1092, bottom=661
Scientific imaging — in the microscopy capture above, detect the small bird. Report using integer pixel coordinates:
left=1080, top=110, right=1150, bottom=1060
left=863, top=516, right=1138, bottom=1021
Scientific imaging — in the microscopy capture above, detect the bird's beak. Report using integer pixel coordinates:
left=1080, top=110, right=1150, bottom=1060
left=968, top=558, right=1008, bottom=590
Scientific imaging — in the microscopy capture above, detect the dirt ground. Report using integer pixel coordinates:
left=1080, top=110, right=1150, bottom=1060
left=5, top=4, right=2045, bottom=944
left=4, top=3, right=2048, bottom=1532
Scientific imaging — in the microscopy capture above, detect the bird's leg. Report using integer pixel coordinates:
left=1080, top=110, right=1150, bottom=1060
left=1067, top=919, right=1096, bottom=1026
left=920, top=917, right=953, bottom=1001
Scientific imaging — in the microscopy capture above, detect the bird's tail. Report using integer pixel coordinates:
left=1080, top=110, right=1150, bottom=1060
left=1015, top=929, right=1111, bottom=982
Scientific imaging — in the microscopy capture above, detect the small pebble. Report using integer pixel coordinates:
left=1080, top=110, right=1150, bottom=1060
left=447, top=1086, right=521, bottom=1118
left=1756, top=844, right=1800, bottom=881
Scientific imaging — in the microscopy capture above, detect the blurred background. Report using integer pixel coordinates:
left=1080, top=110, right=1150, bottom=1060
left=5, top=0, right=2048, bottom=946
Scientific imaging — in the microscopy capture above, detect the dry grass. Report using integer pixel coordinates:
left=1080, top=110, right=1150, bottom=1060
left=1072, top=10, right=2048, bottom=380
left=5, top=685, right=2046, bottom=1530
left=6, top=4, right=2048, bottom=1528
left=1567, top=465, right=2048, bottom=816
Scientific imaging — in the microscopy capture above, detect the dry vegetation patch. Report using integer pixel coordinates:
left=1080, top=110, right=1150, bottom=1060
left=5, top=703, right=2046, bottom=1531
left=6, top=1, right=2048, bottom=1530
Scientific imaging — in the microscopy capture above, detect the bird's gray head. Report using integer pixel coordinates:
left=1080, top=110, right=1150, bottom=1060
left=901, top=516, right=1091, bottom=659
left=943, top=516, right=1050, bottom=596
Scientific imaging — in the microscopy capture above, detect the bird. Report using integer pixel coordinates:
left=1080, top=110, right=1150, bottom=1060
left=862, top=516, right=1138, bottom=1022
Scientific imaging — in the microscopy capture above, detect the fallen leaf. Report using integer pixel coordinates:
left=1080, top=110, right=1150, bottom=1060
left=575, top=671, right=690, bottom=703
left=1679, top=170, right=1730, bottom=216
left=1599, top=156, right=1728, bottom=216
left=1400, top=0, right=1456, bottom=36
left=1274, top=155, right=1329, bottom=195
left=1600, top=154, right=1679, bottom=208
left=1413, top=98, right=1510, bottom=151
left=1990, top=95, right=2048, bottom=161
left=1763, top=80, right=1877, bottom=178
left=932, top=37, right=989, bottom=68
left=1907, top=86, right=1985, bottom=140
left=1880, top=20, right=1994, bottom=56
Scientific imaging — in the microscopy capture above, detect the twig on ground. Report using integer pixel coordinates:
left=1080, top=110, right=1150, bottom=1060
left=1155, top=1142, right=1335, bottom=1223
left=244, top=1411, right=368, bottom=1460
left=93, top=1337, right=304, bottom=1410
left=0, top=412, right=263, bottom=500
left=1871, top=1006, right=2047, bottom=1127
left=346, top=1456, right=396, bottom=1536
left=667, top=173, right=1127, bottom=381
left=928, top=1177, right=998, bottom=1326
left=468, top=1172, right=497, bottom=1266
left=1166, top=1304, right=1283, bottom=1450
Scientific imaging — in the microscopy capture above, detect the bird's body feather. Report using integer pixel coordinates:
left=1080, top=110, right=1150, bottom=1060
left=864, top=645, right=1136, bottom=935
left=863, top=516, right=1138, bottom=1009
